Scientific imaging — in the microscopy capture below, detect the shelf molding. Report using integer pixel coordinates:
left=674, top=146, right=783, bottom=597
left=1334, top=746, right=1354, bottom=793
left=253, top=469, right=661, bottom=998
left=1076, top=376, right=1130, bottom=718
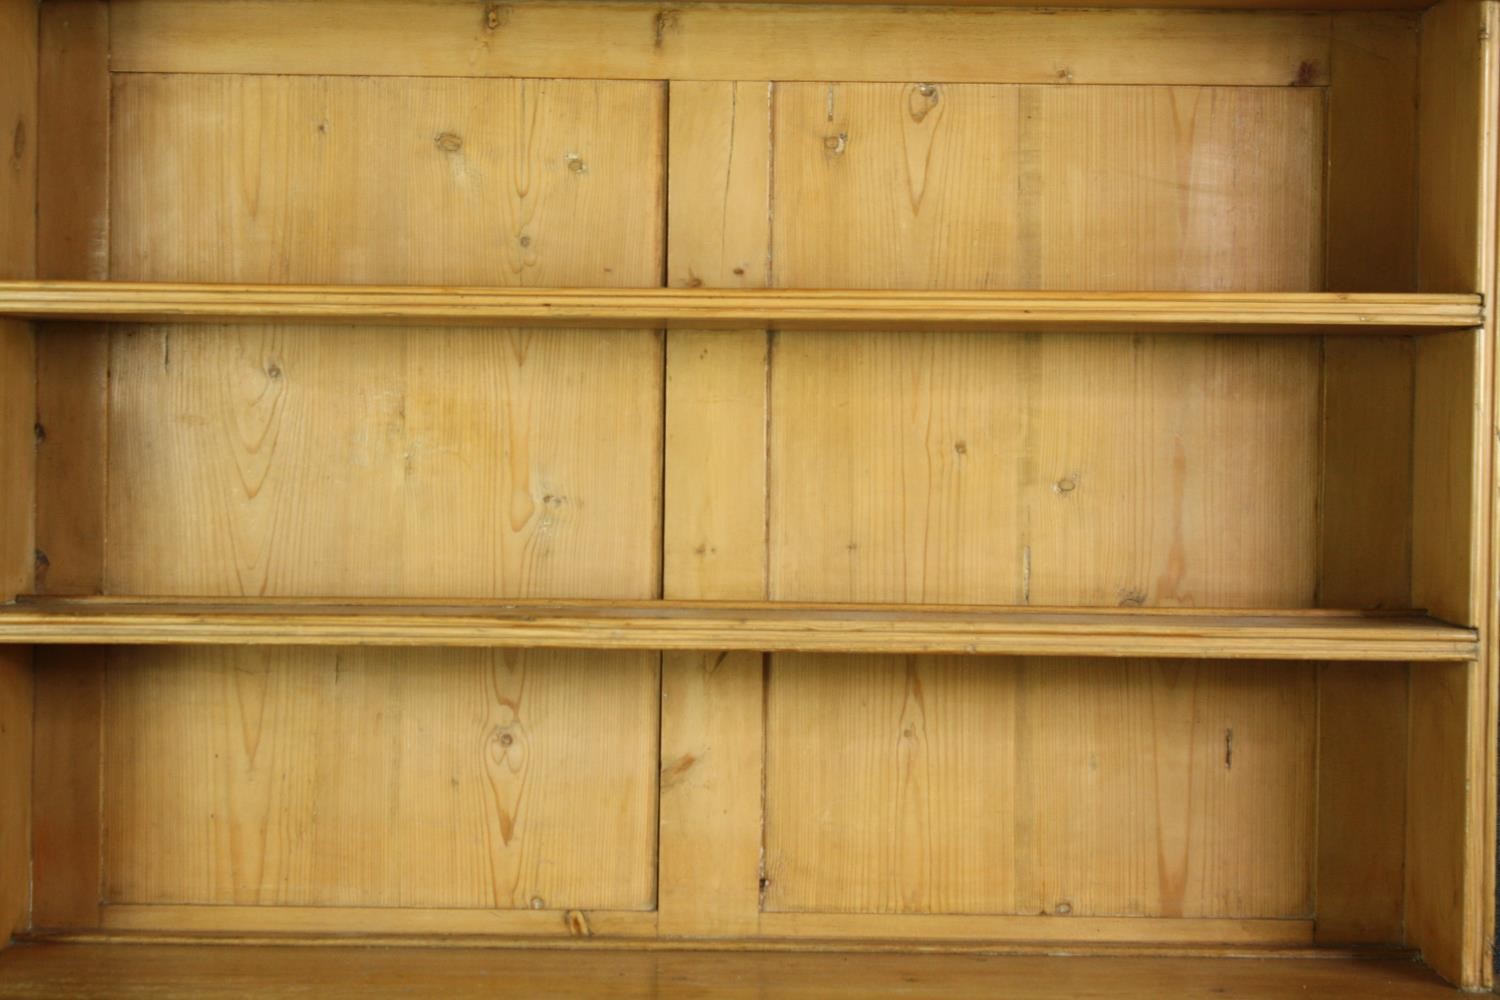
left=0, top=598, right=1477, bottom=661
left=0, top=282, right=1483, bottom=334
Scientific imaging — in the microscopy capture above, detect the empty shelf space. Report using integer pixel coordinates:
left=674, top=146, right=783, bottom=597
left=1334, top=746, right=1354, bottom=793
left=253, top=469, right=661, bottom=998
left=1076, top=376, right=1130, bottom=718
left=0, top=598, right=1477, bottom=661
left=0, top=282, right=1483, bottom=333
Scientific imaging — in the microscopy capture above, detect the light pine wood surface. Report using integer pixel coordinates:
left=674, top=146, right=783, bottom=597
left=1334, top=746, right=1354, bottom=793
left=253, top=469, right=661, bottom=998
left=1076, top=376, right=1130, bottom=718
left=0, top=284, right=1479, bottom=332
left=0, top=944, right=1462, bottom=999
left=5, top=0, right=1499, bottom=992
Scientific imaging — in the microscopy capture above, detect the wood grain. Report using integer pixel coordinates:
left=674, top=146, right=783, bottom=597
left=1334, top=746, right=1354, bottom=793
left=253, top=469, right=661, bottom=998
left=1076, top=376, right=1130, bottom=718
left=0, top=646, right=30, bottom=945
left=1416, top=0, right=1497, bottom=294
left=111, top=75, right=664, bottom=286
left=88, top=68, right=670, bottom=928
left=0, top=943, right=1465, bottom=1000
left=1313, top=663, right=1406, bottom=944
left=659, top=80, right=772, bottom=940
left=110, top=3, right=1333, bottom=85
left=0, top=599, right=1475, bottom=663
left=103, top=324, right=662, bottom=599
left=37, top=0, right=109, bottom=283
left=769, top=332, right=1320, bottom=608
left=1, top=284, right=1480, bottom=333
left=1406, top=661, right=1485, bottom=988
left=0, top=0, right=36, bottom=283
left=102, top=645, right=659, bottom=910
left=1318, top=338, right=1414, bottom=610
left=667, top=82, right=770, bottom=291
left=1412, top=330, right=1481, bottom=626
left=0, top=0, right=38, bottom=951
left=31, top=648, right=104, bottom=930
left=771, top=84, right=1323, bottom=292
left=765, top=656, right=1315, bottom=918
left=1325, top=14, right=1418, bottom=292
left=0, top=323, right=33, bottom=602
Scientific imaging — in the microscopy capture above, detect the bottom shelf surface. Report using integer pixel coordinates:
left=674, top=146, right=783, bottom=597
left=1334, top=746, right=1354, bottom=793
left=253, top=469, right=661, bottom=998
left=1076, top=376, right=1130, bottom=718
left=0, top=942, right=1458, bottom=999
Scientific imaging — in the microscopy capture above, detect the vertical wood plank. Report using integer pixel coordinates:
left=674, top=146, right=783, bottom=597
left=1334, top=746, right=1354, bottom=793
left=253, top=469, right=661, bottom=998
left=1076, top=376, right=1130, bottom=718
left=35, top=0, right=111, bottom=594
left=667, top=81, right=771, bottom=290
left=0, top=0, right=37, bottom=283
left=0, top=0, right=37, bottom=946
left=1417, top=0, right=1496, bottom=294
left=38, top=0, right=109, bottom=282
left=1411, top=2, right=1500, bottom=988
left=1325, top=14, right=1418, bottom=292
left=29, top=1, right=112, bottom=935
left=31, top=648, right=104, bottom=929
left=1314, top=663, right=1407, bottom=943
left=1412, top=330, right=1481, bottom=627
left=1319, top=338, right=1414, bottom=611
left=0, top=323, right=33, bottom=605
left=659, top=80, right=771, bottom=939
left=0, top=645, right=30, bottom=944
left=1406, top=661, right=1487, bottom=987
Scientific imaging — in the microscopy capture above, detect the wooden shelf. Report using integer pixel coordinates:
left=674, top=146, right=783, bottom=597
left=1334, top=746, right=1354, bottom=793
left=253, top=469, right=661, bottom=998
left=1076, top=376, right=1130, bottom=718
left=0, top=941, right=1458, bottom=999
left=0, top=597, right=1476, bottom=661
left=0, top=282, right=1482, bottom=333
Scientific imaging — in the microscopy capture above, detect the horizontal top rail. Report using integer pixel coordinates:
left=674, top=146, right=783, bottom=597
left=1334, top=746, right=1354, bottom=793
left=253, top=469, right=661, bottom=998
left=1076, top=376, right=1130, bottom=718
left=0, top=283, right=1482, bottom=334
left=0, top=597, right=1478, bottom=661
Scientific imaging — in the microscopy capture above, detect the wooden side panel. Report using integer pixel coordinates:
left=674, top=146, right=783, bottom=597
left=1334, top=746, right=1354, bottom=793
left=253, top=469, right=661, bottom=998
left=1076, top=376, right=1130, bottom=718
left=31, top=648, right=104, bottom=930
left=765, top=656, right=1315, bottom=917
left=1315, top=16, right=1422, bottom=952
left=1314, top=664, right=1407, bottom=943
left=102, top=646, right=658, bottom=909
left=1313, top=336, right=1413, bottom=946
left=0, top=0, right=36, bottom=946
left=659, top=81, right=770, bottom=938
left=769, top=332, right=1319, bottom=608
left=1412, top=330, right=1480, bottom=626
left=0, top=646, right=29, bottom=944
left=1406, top=662, right=1486, bottom=987
left=1325, top=14, right=1418, bottom=292
left=1417, top=0, right=1496, bottom=294
left=0, top=324, right=33, bottom=605
left=771, top=84, right=1323, bottom=292
left=1319, top=338, right=1414, bottom=610
left=38, top=0, right=109, bottom=282
left=36, top=1, right=110, bottom=594
left=0, top=0, right=37, bottom=283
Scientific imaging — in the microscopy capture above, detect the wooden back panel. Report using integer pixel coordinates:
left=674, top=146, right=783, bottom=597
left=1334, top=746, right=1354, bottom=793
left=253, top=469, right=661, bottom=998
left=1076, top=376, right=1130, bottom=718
left=89, top=72, right=666, bottom=914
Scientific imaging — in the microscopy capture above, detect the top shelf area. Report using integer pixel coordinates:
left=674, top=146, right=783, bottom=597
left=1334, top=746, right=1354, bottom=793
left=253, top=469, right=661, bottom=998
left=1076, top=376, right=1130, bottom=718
left=0, top=283, right=1482, bottom=335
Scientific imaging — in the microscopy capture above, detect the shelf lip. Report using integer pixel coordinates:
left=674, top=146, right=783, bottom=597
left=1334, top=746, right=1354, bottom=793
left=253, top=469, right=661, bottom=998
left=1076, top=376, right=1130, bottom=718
left=0, top=282, right=1482, bottom=333
left=0, top=597, right=1477, bottom=661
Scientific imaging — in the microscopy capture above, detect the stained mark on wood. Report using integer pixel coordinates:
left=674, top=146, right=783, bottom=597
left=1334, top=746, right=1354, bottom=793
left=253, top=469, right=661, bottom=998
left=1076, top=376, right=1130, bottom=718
left=660, top=752, right=698, bottom=789
left=654, top=9, right=679, bottom=48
